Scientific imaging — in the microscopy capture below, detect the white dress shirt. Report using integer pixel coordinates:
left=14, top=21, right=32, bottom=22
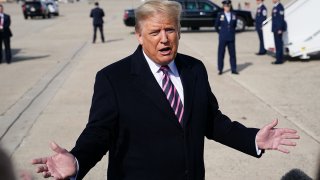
left=0, top=13, right=4, bottom=29
left=225, top=12, right=231, bottom=22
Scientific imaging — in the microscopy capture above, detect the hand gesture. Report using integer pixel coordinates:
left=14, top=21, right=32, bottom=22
left=256, top=119, right=300, bottom=153
left=32, top=142, right=77, bottom=179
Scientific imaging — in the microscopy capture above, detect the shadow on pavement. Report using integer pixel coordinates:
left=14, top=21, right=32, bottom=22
left=11, top=49, right=50, bottom=63
left=105, top=38, right=124, bottom=43
left=224, top=62, right=252, bottom=74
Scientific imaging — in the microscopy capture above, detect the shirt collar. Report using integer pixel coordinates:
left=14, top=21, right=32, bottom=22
left=274, top=2, right=279, bottom=7
left=143, top=50, right=179, bottom=77
left=258, top=3, right=263, bottom=8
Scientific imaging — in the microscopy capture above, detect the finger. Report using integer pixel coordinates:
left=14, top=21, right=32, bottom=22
left=50, top=141, right=67, bottom=154
left=265, top=119, right=278, bottom=130
left=282, top=133, right=300, bottom=139
left=43, top=171, right=51, bottom=178
left=31, top=157, right=48, bottom=165
left=277, top=146, right=290, bottom=154
left=280, top=139, right=297, bottom=146
left=281, top=128, right=298, bottom=134
left=36, top=165, right=49, bottom=173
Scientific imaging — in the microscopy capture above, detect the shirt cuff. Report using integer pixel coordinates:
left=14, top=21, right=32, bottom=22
left=255, top=136, right=262, bottom=155
left=69, top=157, right=79, bottom=180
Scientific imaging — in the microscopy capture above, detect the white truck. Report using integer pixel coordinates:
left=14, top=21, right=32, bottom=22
left=262, top=0, right=320, bottom=59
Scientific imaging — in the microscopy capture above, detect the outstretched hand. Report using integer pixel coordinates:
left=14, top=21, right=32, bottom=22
left=31, top=142, right=77, bottom=179
left=256, top=119, right=300, bottom=153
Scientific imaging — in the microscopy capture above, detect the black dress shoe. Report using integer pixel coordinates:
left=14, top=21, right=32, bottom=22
left=271, top=61, right=283, bottom=65
left=255, top=52, right=267, bottom=55
left=231, top=71, right=239, bottom=74
left=218, top=71, right=223, bottom=75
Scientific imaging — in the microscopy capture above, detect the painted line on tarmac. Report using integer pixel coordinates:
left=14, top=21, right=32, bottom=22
left=0, top=41, right=88, bottom=156
left=230, top=77, right=320, bottom=145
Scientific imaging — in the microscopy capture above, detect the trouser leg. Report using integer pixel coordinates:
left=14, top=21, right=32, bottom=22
left=217, top=39, right=226, bottom=72
left=257, top=29, right=266, bottom=53
left=98, top=25, right=105, bottom=42
left=227, top=40, right=237, bottom=72
left=4, top=37, right=11, bottom=63
left=273, top=33, right=283, bottom=62
left=0, top=37, right=3, bottom=63
left=93, top=26, right=97, bottom=43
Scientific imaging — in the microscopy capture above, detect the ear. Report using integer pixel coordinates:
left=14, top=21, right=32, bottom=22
left=135, top=31, right=143, bottom=45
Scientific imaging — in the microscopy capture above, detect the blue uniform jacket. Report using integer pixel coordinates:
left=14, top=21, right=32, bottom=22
left=271, top=3, right=286, bottom=32
left=255, top=4, right=267, bottom=30
left=215, top=11, right=237, bottom=41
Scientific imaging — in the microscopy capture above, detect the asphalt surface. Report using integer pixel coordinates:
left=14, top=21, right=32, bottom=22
left=0, top=0, right=319, bottom=179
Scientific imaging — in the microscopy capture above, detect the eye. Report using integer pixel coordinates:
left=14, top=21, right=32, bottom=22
left=150, top=30, right=160, bottom=36
left=166, top=28, right=175, bottom=33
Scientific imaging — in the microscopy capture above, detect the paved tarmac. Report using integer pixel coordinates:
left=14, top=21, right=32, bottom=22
left=0, top=0, right=319, bottom=179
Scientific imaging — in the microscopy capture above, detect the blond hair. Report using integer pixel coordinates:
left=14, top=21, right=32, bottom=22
left=135, top=0, right=182, bottom=32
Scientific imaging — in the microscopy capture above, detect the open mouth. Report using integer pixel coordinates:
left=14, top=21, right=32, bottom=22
left=159, top=47, right=172, bottom=55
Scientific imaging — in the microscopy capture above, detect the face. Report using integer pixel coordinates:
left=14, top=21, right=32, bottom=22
left=0, top=6, right=3, bottom=13
left=256, top=0, right=262, bottom=4
left=223, top=4, right=230, bottom=12
left=136, top=13, right=180, bottom=65
left=272, top=0, right=279, bottom=4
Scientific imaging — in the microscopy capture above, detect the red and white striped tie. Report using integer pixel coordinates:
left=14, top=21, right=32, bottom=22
left=160, top=66, right=184, bottom=125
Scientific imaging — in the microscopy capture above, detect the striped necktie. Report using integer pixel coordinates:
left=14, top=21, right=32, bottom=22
left=160, top=65, right=184, bottom=125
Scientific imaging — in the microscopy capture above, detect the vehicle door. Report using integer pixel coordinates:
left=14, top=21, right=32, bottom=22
left=198, top=1, right=220, bottom=26
left=181, top=1, right=201, bottom=27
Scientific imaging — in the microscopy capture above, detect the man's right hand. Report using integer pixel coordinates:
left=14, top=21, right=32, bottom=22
left=32, top=142, right=77, bottom=179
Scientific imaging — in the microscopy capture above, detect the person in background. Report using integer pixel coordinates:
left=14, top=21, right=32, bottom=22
left=0, top=4, right=12, bottom=64
left=255, top=0, right=267, bottom=55
left=0, top=146, right=16, bottom=180
left=281, top=169, right=312, bottom=180
left=215, top=0, right=238, bottom=75
left=90, top=2, right=105, bottom=43
left=271, top=0, right=286, bottom=64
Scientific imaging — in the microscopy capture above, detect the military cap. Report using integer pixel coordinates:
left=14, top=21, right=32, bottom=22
left=222, top=0, right=232, bottom=4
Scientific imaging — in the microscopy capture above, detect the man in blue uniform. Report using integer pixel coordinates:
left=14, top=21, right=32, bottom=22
left=271, top=0, right=286, bottom=64
left=215, top=0, right=238, bottom=75
left=90, top=2, right=105, bottom=43
left=255, top=0, right=267, bottom=55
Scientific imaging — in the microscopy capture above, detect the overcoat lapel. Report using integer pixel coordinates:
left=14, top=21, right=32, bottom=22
left=175, top=55, right=196, bottom=127
left=129, top=46, right=182, bottom=129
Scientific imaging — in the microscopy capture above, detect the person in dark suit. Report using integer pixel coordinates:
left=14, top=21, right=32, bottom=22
left=215, top=0, right=238, bottom=75
left=90, top=2, right=105, bottom=43
left=0, top=4, right=12, bottom=64
left=0, top=146, right=16, bottom=180
left=271, top=0, right=286, bottom=64
left=281, top=168, right=312, bottom=180
left=32, top=1, right=299, bottom=179
left=255, top=0, right=267, bottom=55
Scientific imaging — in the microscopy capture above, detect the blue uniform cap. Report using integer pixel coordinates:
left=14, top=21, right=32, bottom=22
left=222, top=0, right=232, bottom=5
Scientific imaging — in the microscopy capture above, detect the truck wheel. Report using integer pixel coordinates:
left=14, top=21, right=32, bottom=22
left=236, top=16, right=246, bottom=32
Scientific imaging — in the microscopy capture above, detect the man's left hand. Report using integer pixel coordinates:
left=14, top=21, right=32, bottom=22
left=256, top=119, right=300, bottom=153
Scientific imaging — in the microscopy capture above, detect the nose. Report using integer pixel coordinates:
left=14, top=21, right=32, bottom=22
left=160, top=30, right=168, bottom=44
